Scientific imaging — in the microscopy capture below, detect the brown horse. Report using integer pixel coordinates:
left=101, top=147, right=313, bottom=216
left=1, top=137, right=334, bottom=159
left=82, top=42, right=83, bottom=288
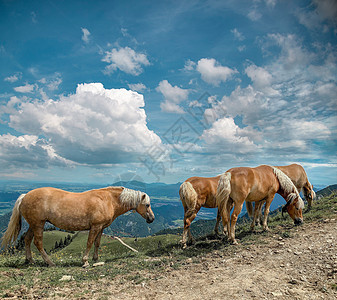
left=1, top=186, right=155, bottom=267
left=179, top=176, right=223, bottom=248
left=246, top=163, right=315, bottom=226
left=217, top=165, right=304, bottom=244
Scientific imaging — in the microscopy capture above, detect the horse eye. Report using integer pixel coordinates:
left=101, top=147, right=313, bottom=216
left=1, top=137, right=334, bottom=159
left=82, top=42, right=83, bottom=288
left=146, top=204, right=150, bottom=208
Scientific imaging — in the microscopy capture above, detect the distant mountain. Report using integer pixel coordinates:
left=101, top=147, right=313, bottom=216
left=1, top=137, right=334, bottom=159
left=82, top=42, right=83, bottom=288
left=0, top=182, right=334, bottom=240
left=111, top=180, right=182, bottom=198
left=316, top=184, right=337, bottom=197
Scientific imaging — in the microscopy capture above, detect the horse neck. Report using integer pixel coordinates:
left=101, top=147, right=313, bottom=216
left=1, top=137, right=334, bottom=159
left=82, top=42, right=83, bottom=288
left=278, top=184, right=296, bottom=201
left=113, top=200, right=134, bottom=218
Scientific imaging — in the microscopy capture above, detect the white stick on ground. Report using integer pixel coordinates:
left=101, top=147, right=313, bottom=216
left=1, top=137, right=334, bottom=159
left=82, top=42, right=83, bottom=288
left=112, top=236, right=139, bottom=253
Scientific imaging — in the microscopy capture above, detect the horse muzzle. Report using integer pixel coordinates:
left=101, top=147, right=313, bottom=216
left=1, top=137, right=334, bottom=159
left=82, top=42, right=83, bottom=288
left=146, top=217, right=154, bottom=224
left=294, top=218, right=303, bottom=226
left=146, top=214, right=155, bottom=223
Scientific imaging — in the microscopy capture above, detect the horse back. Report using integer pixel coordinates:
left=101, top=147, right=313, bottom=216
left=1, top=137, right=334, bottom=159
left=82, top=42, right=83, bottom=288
left=185, top=176, right=220, bottom=208
left=229, top=166, right=278, bottom=201
left=275, top=164, right=308, bottom=190
left=19, top=187, right=116, bottom=231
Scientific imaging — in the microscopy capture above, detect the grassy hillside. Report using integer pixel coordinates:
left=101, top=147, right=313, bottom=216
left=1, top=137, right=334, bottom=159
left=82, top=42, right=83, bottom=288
left=0, top=188, right=336, bottom=298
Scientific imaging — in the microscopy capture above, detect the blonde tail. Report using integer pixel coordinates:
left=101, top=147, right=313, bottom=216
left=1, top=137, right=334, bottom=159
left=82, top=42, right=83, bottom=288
left=216, top=172, right=231, bottom=210
left=1, top=194, right=25, bottom=248
left=179, top=182, right=198, bottom=218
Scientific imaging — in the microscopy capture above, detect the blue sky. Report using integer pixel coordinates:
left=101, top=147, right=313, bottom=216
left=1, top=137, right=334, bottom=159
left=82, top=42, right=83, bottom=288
left=0, top=0, right=336, bottom=186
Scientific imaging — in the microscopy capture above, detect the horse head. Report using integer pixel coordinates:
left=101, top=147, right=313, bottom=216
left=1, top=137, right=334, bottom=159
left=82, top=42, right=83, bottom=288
left=136, top=193, right=155, bottom=224
left=304, top=184, right=316, bottom=207
left=282, top=193, right=304, bottom=225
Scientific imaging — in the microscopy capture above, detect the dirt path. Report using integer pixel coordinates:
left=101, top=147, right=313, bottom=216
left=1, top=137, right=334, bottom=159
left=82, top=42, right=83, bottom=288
left=102, top=219, right=336, bottom=300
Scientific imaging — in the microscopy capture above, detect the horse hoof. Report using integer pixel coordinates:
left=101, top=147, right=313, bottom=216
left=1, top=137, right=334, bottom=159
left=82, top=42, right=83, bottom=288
left=231, top=240, right=238, bottom=245
left=82, top=262, right=90, bottom=268
left=25, top=259, right=35, bottom=265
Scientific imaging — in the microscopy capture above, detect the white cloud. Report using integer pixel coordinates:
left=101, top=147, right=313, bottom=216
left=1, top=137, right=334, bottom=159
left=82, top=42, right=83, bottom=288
left=201, top=117, right=259, bottom=154
left=0, top=134, right=70, bottom=168
left=183, top=59, right=196, bottom=71
left=128, top=83, right=147, bottom=92
left=248, top=8, right=262, bottom=21
left=81, top=27, right=91, bottom=43
left=267, top=34, right=313, bottom=70
left=313, top=0, right=337, bottom=23
left=265, top=0, right=277, bottom=8
left=245, top=64, right=279, bottom=96
left=4, top=73, right=21, bottom=83
left=7, top=83, right=162, bottom=165
left=102, top=47, right=150, bottom=76
left=196, top=58, right=237, bottom=86
left=160, top=101, right=185, bottom=114
left=14, top=83, right=35, bottom=93
left=156, top=80, right=189, bottom=114
left=231, top=28, right=245, bottom=41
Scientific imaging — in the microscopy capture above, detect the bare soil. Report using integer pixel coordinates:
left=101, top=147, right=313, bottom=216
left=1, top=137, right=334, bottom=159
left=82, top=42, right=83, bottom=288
left=3, top=219, right=336, bottom=299
left=102, top=219, right=337, bottom=300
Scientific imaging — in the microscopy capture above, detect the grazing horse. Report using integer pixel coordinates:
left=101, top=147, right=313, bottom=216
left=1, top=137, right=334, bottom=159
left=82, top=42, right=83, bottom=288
left=1, top=186, right=155, bottom=267
left=179, top=176, right=223, bottom=249
left=217, top=165, right=304, bottom=244
left=246, top=163, right=315, bottom=226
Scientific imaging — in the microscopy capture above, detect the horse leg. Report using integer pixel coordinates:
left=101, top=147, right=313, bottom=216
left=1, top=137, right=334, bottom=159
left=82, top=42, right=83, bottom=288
left=262, top=195, right=274, bottom=231
left=181, top=208, right=198, bottom=249
left=82, top=226, right=102, bottom=267
left=24, top=227, right=35, bottom=264
left=93, top=229, right=103, bottom=262
left=33, top=226, right=55, bottom=267
left=258, top=201, right=265, bottom=226
left=229, top=201, right=244, bottom=245
left=251, top=202, right=262, bottom=231
left=214, top=209, right=221, bottom=235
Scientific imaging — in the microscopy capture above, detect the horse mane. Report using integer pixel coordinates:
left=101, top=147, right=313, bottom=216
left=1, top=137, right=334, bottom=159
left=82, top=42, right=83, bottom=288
left=118, top=187, right=148, bottom=209
left=272, top=167, right=304, bottom=209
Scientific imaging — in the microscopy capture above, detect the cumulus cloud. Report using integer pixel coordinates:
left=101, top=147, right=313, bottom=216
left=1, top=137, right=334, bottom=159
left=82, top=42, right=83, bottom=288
left=4, top=73, right=21, bottom=83
left=199, top=32, right=335, bottom=161
left=81, top=27, right=91, bottom=43
left=183, top=59, right=196, bottom=71
left=102, top=47, right=150, bottom=75
left=267, top=34, right=314, bottom=70
left=0, top=134, right=70, bottom=168
left=128, top=83, right=147, bottom=92
left=247, top=8, right=262, bottom=21
left=197, top=58, right=237, bottom=86
left=7, top=83, right=162, bottom=165
left=313, top=0, right=337, bottom=24
left=245, top=64, right=279, bottom=96
left=201, top=117, right=259, bottom=154
left=156, top=80, right=189, bottom=114
left=14, top=83, right=35, bottom=93
left=231, top=28, right=245, bottom=41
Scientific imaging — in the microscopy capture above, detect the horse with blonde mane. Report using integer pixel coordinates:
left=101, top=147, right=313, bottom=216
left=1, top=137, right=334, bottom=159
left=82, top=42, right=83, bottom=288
left=246, top=163, right=315, bottom=227
left=179, top=175, right=223, bottom=249
left=217, top=165, right=304, bottom=244
left=1, top=186, right=154, bottom=267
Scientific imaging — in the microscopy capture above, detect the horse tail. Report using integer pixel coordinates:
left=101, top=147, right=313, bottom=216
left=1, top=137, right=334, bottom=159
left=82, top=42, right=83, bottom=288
left=179, top=182, right=198, bottom=218
left=1, top=194, right=25, bottom=249
left=216, top=172, right=231, bottom=210
left=246, top=202, right=254, bottom=218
